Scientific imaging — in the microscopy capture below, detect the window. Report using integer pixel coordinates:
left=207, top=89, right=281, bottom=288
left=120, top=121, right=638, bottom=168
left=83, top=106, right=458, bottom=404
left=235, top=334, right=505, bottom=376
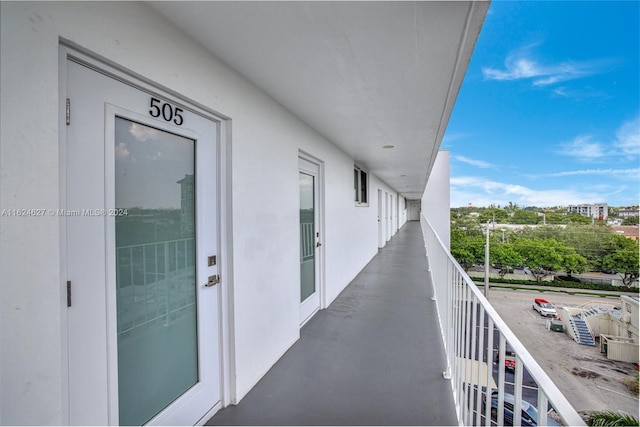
left=354, top=166, right=368, bottom=205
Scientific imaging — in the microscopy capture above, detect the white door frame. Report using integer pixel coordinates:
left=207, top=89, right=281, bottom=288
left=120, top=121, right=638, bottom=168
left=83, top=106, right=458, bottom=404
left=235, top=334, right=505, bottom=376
left=385, top=192, right=390, bottom=242
left=377, top=190, right=383, bottom=248
left=58, top=44, right=235, bottom=424
left=298, top=151, right=325, bottom=326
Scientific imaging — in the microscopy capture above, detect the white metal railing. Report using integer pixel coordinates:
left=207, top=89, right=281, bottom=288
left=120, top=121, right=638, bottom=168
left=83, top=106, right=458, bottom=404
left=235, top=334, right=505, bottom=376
left=421, top=215, right=585, bottom=426
left=116, top=238, right=196, bottom=334
left=300, top=222, right=315, bottom=262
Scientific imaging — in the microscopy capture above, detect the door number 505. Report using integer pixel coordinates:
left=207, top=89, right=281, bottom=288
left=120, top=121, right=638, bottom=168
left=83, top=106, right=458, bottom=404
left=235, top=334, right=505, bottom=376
left=149, top=97, right=184, bottom=126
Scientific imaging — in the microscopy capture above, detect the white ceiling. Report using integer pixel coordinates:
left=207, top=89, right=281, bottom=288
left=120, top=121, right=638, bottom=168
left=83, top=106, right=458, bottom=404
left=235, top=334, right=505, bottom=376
left=149, top=1, right=489, bottom=199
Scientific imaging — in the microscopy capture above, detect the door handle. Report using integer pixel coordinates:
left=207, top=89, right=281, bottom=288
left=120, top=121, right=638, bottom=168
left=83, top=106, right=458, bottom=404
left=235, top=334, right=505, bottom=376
left=316, top=242, right=322, bottom=247
left=205, top=275, right=220, bottom=287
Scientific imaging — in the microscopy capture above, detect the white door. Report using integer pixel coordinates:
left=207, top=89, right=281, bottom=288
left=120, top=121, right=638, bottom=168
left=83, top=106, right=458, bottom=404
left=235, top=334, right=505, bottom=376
left=299, top=157, right=321, bottom=325
left=377, top=190, right=383, bottom=248
left=66, top=58, right=221, bottom=425
left=385, top=192, right=390, bottom=242
left=390, top=195, right=395, bottom=235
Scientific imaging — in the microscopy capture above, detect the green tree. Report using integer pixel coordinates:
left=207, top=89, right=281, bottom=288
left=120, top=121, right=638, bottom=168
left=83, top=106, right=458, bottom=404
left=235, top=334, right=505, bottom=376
left=513, top=238, right=565, bottom=283
left=602, top=236, right=640, bottom=288
left=511, top=210, right=539, bottom=224
left=450, top=227, right=484, bottom=271
left=516, top=225, right=563, bottom=240
left=560, top=251, right=589, bottom=276
left=451, top=214, right=482, bottom=234
left=505, top=201, right=518, bottom=215
left=490, top=243, right=524, bottom=278
left=556, top=224, right=616, bottom=271
left=478, top=208, right=509, bottom=224
left=586, top=410, right=639, bottom=426
left=565, top=214, right=591, bottom=224
left=544, top=212, right=567, bottom=224
left=621, top=215, right=639, bottom=225
left=514, top=238, right=587, bottom=282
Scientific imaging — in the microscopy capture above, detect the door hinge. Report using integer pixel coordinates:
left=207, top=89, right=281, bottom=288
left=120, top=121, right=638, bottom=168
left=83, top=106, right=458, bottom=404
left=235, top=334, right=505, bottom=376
left=66, top=98, right=71, bottom=125
left=66, top=280, right=72, bottom=307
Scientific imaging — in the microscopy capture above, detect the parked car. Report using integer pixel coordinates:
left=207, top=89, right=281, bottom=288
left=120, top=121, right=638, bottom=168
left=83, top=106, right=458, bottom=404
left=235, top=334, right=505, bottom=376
left=532, top=298, right=557, bottom=317
left=495, top=343, right=517, bottom=371
left=486, top=391, right=560, bottom=426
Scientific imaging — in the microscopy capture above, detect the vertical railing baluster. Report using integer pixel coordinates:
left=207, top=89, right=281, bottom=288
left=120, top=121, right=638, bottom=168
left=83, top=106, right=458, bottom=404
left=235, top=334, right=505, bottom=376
left=154, top=243, right=164, bottom=319
left=537, top=389, right=549, bottom=427
left=514, top=354, right=523, bottom=427
left=464, top=285, right=473, bottom=425
left=443, top=257, right=452, bottom=379
left=497, top=334, right=506, bottom=427
left=143, top=244, right=148, bottom=324
left=468, top=291, right=478, bottom=425
left=455, top=271, right=462, bottom=421
left=461, top=283, right=468, bottom=423
left=475, top=303, right=485, bottom=426
left=130, top=247, right=135, bottom=326
left=450, top=261, right=455, bottom=383
left=164, top=241, right=170, bottom=320
left=485, top=318, right=494, bottom=426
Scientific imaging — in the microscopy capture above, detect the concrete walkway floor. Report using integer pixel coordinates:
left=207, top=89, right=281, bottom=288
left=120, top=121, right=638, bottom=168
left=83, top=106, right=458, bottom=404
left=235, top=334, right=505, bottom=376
left=207, top=221, right=458, bottom=426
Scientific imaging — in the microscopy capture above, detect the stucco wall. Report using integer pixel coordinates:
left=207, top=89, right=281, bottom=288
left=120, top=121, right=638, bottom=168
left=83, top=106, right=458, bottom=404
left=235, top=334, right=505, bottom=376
left=0, top=2, right=402, bottom=424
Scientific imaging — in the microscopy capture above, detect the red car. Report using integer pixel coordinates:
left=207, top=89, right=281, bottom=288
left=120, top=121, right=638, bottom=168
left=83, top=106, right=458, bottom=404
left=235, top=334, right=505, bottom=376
left=495, top=344, right=516, bottom=371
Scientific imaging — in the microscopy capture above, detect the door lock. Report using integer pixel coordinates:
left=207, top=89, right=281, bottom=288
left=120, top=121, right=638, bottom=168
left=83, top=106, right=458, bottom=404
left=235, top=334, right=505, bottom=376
left=205, top=275, right=220, bottom=287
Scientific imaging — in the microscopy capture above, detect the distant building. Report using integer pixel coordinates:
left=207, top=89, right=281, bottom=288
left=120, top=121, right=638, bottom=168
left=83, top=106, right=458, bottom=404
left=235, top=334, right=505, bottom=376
left=560, top=296, right=639, bottom=363
left=616, top=207, right=639, bottom=219
left=611, top=226, right=640, bottom=242
left=567, top=203, right=608, bottom=220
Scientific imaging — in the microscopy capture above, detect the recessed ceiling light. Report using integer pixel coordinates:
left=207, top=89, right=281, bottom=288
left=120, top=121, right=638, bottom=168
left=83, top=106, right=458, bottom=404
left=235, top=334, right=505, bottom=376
left=382, top=145, right=394, bottom=149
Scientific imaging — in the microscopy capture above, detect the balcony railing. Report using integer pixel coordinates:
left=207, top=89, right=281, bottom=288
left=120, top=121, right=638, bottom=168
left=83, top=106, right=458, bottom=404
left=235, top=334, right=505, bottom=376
left=421, top=215, right=585, bottom=426
left=115, top=238, right=196, bottom=334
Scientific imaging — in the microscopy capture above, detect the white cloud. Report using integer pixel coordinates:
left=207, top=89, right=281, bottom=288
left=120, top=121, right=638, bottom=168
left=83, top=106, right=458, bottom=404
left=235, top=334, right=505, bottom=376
left=482, top=46, right=614, bottom=87
left=442, top=132, right=472, bottom=144
left=552, top=86, right=607, bottom=99
left=556, top=135, right=606, bottom=160
left=542, top=168, right=639, bottom=180
left=129, top=122, right=160, bottom=142
left=454, top=155, right=495, bottom=169
left=614, top=115, right=640, bottom=157
left=555, top=116, right=640, bottom=162
left=115, top=142, right=130, bottom=159
left=450, top=176, right=607, bottom=207
left=483, top=57, right=541, bottom=81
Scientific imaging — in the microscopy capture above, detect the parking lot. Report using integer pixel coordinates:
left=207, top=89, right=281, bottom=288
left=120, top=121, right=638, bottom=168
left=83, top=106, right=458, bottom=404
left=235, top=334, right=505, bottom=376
left=487, top=288, right=639, bottom=419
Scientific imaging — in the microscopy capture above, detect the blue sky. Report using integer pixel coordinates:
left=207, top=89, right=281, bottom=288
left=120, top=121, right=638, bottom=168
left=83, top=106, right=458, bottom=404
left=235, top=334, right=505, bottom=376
left=443, top=1, right=639, bottom=208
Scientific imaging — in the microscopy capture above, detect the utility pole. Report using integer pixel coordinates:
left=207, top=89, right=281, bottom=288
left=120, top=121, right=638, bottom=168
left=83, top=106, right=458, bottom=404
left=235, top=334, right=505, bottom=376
left=484, top=220, right=490, bottom=297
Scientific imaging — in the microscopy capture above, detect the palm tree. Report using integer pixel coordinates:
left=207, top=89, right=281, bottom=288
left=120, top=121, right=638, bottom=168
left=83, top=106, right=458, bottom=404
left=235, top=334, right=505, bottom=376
left=586, top=410, right=639, bottom=426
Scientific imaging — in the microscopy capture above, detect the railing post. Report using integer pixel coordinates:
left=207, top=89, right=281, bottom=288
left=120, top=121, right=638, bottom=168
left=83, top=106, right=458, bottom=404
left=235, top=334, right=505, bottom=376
left=484, top=317, right=494, bottom=425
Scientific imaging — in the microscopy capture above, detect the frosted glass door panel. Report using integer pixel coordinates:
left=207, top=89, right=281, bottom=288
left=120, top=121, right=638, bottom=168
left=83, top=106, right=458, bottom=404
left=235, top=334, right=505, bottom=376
left=299, top=172, right=315, bottom=302
left=114, top=117, right=198, bottom=426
